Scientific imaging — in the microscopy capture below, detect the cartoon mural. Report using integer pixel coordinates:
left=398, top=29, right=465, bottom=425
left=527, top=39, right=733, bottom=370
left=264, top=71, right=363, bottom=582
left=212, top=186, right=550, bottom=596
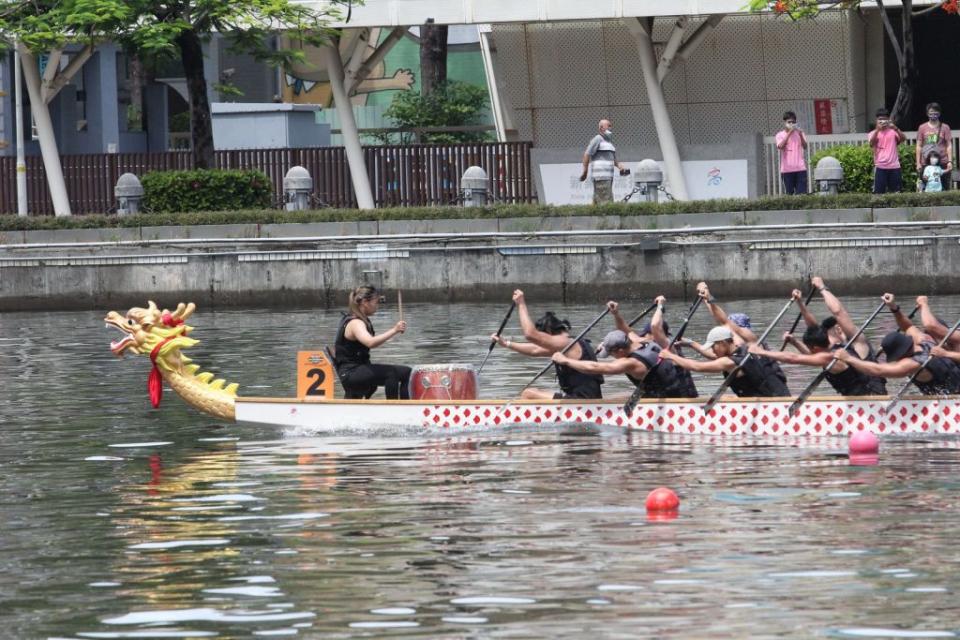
left=281, top=26, right=489, bottom=108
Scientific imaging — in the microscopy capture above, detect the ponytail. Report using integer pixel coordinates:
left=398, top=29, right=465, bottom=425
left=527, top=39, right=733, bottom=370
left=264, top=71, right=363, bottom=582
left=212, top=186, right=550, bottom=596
left=348, top=284, right=379, bottom=321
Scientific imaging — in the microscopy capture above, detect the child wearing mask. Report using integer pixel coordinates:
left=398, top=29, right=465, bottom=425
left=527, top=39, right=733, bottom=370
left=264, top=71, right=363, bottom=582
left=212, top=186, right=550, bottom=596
left=922, top=151, right=945, bottom=193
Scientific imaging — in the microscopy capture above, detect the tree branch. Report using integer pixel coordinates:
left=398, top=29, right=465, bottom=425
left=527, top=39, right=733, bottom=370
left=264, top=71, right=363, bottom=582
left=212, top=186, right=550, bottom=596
left=876, top=0, right=904, bottom=68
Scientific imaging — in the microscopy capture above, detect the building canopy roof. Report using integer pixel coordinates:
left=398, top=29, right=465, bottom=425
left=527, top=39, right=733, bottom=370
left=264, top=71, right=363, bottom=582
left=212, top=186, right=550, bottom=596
left=312, top=0, right=934, bottom=28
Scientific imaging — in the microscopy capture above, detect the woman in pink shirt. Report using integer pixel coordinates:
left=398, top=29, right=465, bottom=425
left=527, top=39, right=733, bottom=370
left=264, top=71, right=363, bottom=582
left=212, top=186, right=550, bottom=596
left=775, top=111, right=808, bottom=194
left=868, top=107, right=905, bottom=194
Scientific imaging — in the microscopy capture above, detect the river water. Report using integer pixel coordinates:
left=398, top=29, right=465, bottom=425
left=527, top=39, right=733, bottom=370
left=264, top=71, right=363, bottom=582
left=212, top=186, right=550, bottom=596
left=3, top=297, right=960, bottom=639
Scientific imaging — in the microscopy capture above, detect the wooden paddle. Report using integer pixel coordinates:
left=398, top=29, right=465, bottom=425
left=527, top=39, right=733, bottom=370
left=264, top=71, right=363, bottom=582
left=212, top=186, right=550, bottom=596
left=702, top=297, right=796, bottom=414
left=787, top=300, right=887, bottom=416
left=477, top=302, right=516, bottom=375
left=885, top=315, right=960, bottom=414
left=779, top=285, right=818, bottom=351
left=622, top=296, right=703, bottom=415
left=398, top=291, right=403, bottom=323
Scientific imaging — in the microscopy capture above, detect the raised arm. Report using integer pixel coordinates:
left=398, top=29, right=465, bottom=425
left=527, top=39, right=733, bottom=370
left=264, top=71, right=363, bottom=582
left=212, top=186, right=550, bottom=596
left=650, top=295, right=669, bottom=348
left=782, top=331, right=812, bottom=354
left=698, top=282, right=758, bottom=343
left=513, top=289, right=569, bottom=352
left=793, top=287, right=818, bottom=328
left=882, top=293, right=915, bottom=333
left=915, top=296, right=960, bottom=349
left=677, top=338, right=716, bottom=359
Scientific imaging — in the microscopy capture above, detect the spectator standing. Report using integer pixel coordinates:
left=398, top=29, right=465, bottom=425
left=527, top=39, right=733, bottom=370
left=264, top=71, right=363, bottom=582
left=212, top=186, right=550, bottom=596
left=916, top=103, right=953, bottom=190
left=580, top=119, right=628, bottom=205
left=775, top=111, right=808, bottom=195
left=922, top=151, right=945, bottom=193
left=868, top=107, right=905, bottom=194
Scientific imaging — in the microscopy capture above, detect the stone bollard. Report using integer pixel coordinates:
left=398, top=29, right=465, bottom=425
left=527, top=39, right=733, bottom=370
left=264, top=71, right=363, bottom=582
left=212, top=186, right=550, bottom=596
left=460, top=166, right=489, bottom=207
left=814, top=156, right=844, bottom=195
left=634, top=159, right=663, bottom=203
left=283, top=166, right=313, bottom=211
left=115, top=173, right=144, bottom=216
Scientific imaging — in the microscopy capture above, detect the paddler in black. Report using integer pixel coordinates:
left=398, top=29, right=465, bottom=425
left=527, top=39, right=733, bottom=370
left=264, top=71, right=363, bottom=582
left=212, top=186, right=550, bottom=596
left=747, top=281, right=887, bottom=396
left=490, top=289, right=603, bottom=399
left=607, top=296, right=698, bottom=397
left=833, top=293, right=960, bottom=395
left=659, top=325, right=791, bottom=397
left=333, top=284, right=411, bottom=399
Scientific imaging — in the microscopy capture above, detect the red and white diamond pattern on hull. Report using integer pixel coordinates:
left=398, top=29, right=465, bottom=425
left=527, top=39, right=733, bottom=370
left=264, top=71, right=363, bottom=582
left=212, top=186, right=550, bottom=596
left=420, top=399, right=960, bottom=437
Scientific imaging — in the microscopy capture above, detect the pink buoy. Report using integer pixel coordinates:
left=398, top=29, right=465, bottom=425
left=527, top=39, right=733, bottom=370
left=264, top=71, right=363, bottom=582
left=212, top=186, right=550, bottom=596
left=849, top=430, right=880, bottom=456
left=646, top=487, right=680, bottom=513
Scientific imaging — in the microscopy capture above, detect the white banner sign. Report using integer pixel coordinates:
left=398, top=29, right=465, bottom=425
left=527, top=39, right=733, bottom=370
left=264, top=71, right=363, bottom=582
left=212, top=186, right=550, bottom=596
left=539, top=159, right=750, bottom=205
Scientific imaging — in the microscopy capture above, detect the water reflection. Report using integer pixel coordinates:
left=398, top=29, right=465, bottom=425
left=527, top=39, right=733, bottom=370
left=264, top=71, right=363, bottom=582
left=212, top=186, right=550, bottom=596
left=2, top=302, right=960, bottom=637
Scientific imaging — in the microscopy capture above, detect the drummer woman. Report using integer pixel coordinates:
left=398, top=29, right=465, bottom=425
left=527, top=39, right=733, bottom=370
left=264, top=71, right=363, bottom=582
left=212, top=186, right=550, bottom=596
left=491, top=289, right=604, bottom=399
left=333, top=285, right=411, bottom=399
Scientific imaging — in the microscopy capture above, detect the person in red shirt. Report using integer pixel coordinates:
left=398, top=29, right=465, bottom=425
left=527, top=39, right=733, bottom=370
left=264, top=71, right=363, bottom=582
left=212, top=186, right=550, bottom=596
left=868, top=107, right=905, bottom=194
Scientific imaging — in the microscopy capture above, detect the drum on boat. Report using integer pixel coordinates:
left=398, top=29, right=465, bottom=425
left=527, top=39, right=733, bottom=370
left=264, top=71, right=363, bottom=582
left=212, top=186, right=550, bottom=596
left=410, top=364, right=479, bottom=400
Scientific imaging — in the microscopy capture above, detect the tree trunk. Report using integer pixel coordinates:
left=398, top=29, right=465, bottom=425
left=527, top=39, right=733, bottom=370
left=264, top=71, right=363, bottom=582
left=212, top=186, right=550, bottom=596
left=177, top=30, right=215, bottom=169
left=419, top=24, right=448, bottom=96
left=129, top=55, right=145, bottom=132
left=889, top=0, right=918, bottom=127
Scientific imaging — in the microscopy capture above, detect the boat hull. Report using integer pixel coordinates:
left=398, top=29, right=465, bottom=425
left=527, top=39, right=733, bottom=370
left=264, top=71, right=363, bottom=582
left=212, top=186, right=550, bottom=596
left=234, top=395, right=960, bottom=437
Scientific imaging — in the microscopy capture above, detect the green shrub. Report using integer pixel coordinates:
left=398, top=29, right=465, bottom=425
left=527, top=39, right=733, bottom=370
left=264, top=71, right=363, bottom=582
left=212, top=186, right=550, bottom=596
left=811, top=143, right=918, bottom=193
left=141, top=169, right=273, bottom=213
left=5, top=191, right=960, bottom=231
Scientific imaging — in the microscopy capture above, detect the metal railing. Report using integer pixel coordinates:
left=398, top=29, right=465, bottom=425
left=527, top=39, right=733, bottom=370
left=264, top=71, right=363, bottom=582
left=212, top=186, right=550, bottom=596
left=0, top=142, right=534, bottom=215
left=762, top=130, right=960, bottom=196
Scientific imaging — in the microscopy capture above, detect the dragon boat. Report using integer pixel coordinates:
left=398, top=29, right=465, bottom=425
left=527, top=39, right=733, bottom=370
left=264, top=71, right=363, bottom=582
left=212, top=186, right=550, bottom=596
left=106, top=301, right=960, bottom=438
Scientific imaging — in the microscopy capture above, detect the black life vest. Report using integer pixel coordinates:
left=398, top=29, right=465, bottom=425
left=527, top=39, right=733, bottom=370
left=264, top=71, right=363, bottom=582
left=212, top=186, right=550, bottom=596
left=334, top=314, right=373, bottom=372
left=555, top=338, right=603, bottom=399
left=727, top=345, right=791, bottom=397
left=826, top=344, right=887, bottom=396
left=626, top=343, right=698, bottom=398
left=910, top=342, right=960, bottom=395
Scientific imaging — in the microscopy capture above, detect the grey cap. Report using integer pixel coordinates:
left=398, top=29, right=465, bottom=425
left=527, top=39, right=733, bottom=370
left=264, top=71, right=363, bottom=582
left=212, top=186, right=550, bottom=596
left=597, top=329, right=631, bottom=357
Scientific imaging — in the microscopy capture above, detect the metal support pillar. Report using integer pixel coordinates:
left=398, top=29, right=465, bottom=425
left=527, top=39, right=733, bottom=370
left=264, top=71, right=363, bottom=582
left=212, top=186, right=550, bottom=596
left=324, top=42, right=375, bottom=210
left=625, top=17, right=689, bottom=201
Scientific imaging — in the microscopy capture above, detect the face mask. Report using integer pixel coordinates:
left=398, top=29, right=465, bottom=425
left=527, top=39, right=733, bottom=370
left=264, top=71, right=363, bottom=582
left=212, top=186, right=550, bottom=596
left=785, top=122, right=795, bottom=129
left=603, top=129, right=613, bottom=139
left=929, top=113, right=940, bottom=122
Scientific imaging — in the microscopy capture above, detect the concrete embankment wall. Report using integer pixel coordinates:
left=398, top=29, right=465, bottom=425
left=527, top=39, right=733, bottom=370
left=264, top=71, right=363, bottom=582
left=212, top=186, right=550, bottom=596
left=2, top=206, right=960, bottom=311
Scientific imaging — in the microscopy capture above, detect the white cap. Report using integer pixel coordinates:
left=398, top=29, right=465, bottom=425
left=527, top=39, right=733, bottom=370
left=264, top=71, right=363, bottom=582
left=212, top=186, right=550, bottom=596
left=703, top=325, right=734, bottom=349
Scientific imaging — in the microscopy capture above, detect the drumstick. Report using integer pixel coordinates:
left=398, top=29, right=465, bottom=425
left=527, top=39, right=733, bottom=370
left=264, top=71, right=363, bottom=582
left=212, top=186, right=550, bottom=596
left=398, top=291, right=403, bottom=324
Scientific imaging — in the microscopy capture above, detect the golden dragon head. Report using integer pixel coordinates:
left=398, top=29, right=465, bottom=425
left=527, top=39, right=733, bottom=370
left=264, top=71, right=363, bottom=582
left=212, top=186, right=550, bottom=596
left=105, top=301, right=238, bottom=420
left=105, top=301, right=197, bottom=368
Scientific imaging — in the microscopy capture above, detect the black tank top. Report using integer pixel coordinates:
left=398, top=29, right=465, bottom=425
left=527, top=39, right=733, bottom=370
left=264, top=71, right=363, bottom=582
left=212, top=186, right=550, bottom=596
left=555, top=338, right=603, bottom=399
left=727, top=345, right=791, bottom=397
left=825, top=344, right=887, bottom=396
left=334, top=314, right=373, bottom=372
left=626, top=343, right=698, bottom=398
left=911, top=342, right=960, bottom=395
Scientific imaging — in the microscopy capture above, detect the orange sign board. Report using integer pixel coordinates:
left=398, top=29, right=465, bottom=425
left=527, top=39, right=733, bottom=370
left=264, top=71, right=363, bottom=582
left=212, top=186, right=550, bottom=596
left=297, top=351, right=335, bottom=399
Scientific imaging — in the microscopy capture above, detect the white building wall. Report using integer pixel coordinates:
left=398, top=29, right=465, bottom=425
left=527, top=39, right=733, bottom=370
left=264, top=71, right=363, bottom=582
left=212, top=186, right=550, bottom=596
left=491, top=12, right=871, bottom=148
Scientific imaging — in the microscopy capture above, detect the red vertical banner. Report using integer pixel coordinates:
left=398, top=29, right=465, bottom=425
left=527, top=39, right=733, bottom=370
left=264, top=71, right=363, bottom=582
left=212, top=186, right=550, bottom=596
left=814, top=99, right=834, bottom=134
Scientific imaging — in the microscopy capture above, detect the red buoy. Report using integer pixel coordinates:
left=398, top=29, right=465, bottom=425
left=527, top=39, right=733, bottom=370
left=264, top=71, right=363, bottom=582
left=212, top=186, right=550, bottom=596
left=849, top=430, right=880, bottom=456
left=646, top=487, right=680, bottom=513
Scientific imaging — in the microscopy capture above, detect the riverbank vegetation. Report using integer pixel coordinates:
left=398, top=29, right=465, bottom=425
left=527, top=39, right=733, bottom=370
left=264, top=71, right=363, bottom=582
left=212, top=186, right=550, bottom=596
left=3, top=191, right=960, bottom=231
